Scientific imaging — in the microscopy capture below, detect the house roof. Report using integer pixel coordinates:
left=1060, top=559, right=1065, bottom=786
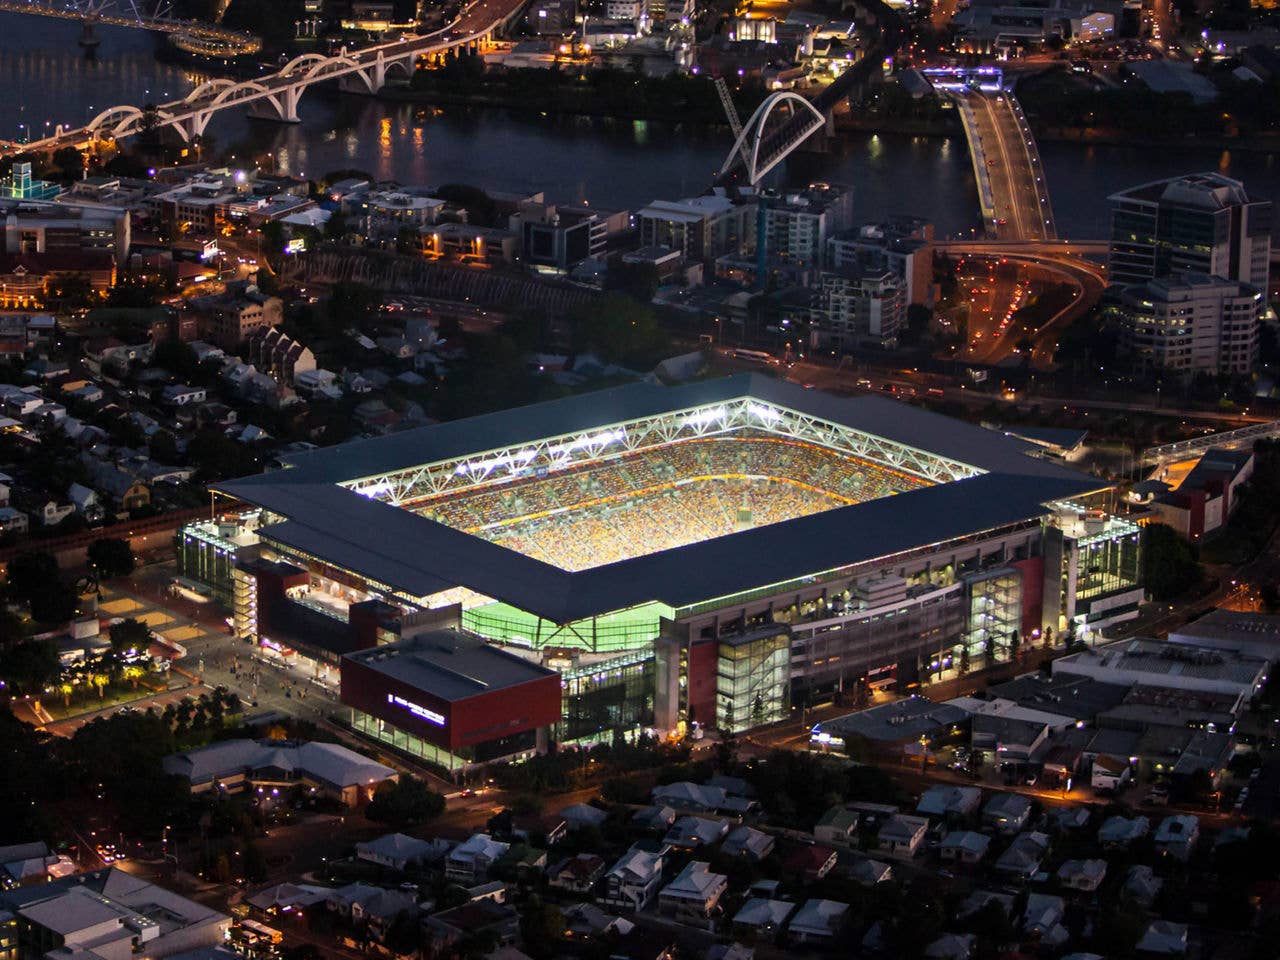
left=732, top=898, right=793, bottom=928
left=789, top=899, right=848, bottom=934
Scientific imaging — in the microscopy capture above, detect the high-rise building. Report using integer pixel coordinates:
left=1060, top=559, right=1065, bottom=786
left=760, top=183, right=852, bottom=269
left=827, top=215, right=934, bottom=306
left=809, top=266, right=904, bottom=350
left=1115, top=273, right=1263, bottom=377
left=1108, top=173, right=1272, bottom=288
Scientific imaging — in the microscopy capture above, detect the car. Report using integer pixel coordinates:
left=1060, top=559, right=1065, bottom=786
left=1144, top=791, right=1169, bottom=806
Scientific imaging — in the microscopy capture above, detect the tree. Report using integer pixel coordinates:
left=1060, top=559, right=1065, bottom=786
left=92, top=673, right=109, bottom=699
left=123, top=665, right=145, bottom=690
left=52, top=146, right=85, bottom=181
left=88, top=538, right=136, bottom=579
left=365, top=774, right=445, bottom=827
left=109, top=618, right=151, bottom=655
left=6, top=551, right=59, bottom=603
left=1142, top=522, right=1201, bottom=600
left=0, top=639, right=61, bottom=694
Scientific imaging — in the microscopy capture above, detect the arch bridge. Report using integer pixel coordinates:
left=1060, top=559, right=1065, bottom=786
left=3, top=0, right=528, bottom=155
left=0, top=0, right=262, bottom=55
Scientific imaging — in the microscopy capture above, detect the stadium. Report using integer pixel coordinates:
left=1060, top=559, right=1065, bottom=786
left=189, top=375, right=1144, bottom=771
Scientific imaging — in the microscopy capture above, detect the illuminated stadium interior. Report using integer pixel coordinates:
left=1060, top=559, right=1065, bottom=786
left=408, top=433, right=931, bottom=571
left=212, top=377, right=1108, bottom=654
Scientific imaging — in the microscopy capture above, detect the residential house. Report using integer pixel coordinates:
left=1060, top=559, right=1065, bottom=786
left=349, top=888, right=417, bottom=941
left=1050, top=807, right=1092, bottom=834
left=664, top=816, right=729, bottom=851
left=652, top=782, right=727, bottom=812
left=917, top=786, right=982, bottom=820
left=939, top=831, right=990, bottom=865
left=1123, top=865, right=1163, bottom=907
left=561, top=902, right=634, bottom=940
left=248, top=326, right=316, bottom=385
left=327, top=885, right=386, bottom=926
left=0, top=505, right=27, bottom=535
left=424, top=900, right=519, bottom=952
left=0, top=841, right=62, bottom=886
left=721, top=826, right=775, bottom=862
left=161, top=384, right=207, bottom=407
left=657, top=862, right=728, bottom=930
left=731, top=899, right=794, bottom=939
left=444, top=834, right=509, bottom=883
left=1058, top=859, right=1108, bottom=892
left=787, top=899, right=848, bottom=945
left=512, top=813, right=568, bottom=847
left=603, top=848, right=664, bottom=911
left=559, top=803, right=608, bottom=831
left=1099, top=815, right=1150, bottom=849
left=67, top=483, right=105, bottom=523
left=877, top=815, right=928, bottom=858
left=1022, top=893, right=1068, bottom=945
left=1154, top=815, right=1199, bottom=862
left=632, top=805, right=677, bottom=834
left=983, top=794, right=1033, bottom=835
left=993, top=832, right=1050, bottom=879
left=88, top=462, right=150, bottom=511
left=781, top=844, right=837, bottom=882
left=813, top=806, right=859, bottom=847
left=847, top=858, right=893, bottom=886
left=247, top=880, right=330, bottom=916
left=547, top=853, right=606, bottom=894
left=1136, top=920, right=1188, bottom=956
left=356, top=833, right=442, bottom=872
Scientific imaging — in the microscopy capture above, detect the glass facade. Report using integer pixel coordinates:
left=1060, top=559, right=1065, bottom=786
left=557, top=649, right=655, bottom=745
left=963, top=567, right=1022, bottom=666
left=1074, top=517, right=1142, bottom=601
left=176, top=521, right=245, bottom=607
left=462, top=600, right=671, bottom=652
left=715, top=628, right=790, bottom=734
left=350, top=708, right=538, bottom=774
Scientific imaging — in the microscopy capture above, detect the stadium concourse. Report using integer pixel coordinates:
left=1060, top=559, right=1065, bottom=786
left=414, top=434, right=929, bottom=571
left=186, top=375, right=1145, bottom=770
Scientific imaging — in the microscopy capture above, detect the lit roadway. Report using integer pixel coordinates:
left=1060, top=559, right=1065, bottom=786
left=932, top=242, right=1107, bottom=369
left=1, top=0, right=528, bottom=156
left=966, top=91, right=1055, bottom=242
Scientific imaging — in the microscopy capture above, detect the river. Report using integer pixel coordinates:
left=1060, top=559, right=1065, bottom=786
left=2, top=11, right=1278, bottom=240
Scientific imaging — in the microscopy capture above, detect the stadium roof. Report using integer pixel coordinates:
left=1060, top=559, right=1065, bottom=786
left=215, top=376, right=1106, bottom=622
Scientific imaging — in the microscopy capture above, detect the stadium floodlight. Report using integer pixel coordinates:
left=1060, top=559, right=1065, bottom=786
left=682, top=405, right=727, bottom=427
left=455, top=450, right=538, bottom=476
left=548, top=428, right=627, bottom=458
left=748, top=402, right=782, bottom=422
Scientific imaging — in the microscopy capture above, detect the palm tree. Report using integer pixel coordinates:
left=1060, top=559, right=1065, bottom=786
left=92, top=673, right=108, bottom=700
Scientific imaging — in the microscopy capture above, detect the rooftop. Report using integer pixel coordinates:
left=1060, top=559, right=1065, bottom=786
left=216, top=376, right=1100, bottom=623
left=343, top=629, right=557, bottom=701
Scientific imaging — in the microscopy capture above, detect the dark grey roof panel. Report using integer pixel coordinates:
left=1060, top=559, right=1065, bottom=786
left=218, top=375, right=1088, bottom=490
left=253, top=472, right=1097, bottom=623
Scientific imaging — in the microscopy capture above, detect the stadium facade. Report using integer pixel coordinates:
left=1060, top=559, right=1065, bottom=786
left=185, top=375, right=1143, bottom=771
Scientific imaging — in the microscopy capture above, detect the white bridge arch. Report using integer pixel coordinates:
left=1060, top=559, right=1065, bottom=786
left=718, top=91, right=827, bottom=186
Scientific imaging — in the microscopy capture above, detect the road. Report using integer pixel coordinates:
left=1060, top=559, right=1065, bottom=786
left=3, top=0, right=530, bottom=156
left=965, top=92, right=1056, bottom=242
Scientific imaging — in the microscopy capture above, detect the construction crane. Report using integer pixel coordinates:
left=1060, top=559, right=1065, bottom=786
left=714, top=76, right=742, bottom=139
